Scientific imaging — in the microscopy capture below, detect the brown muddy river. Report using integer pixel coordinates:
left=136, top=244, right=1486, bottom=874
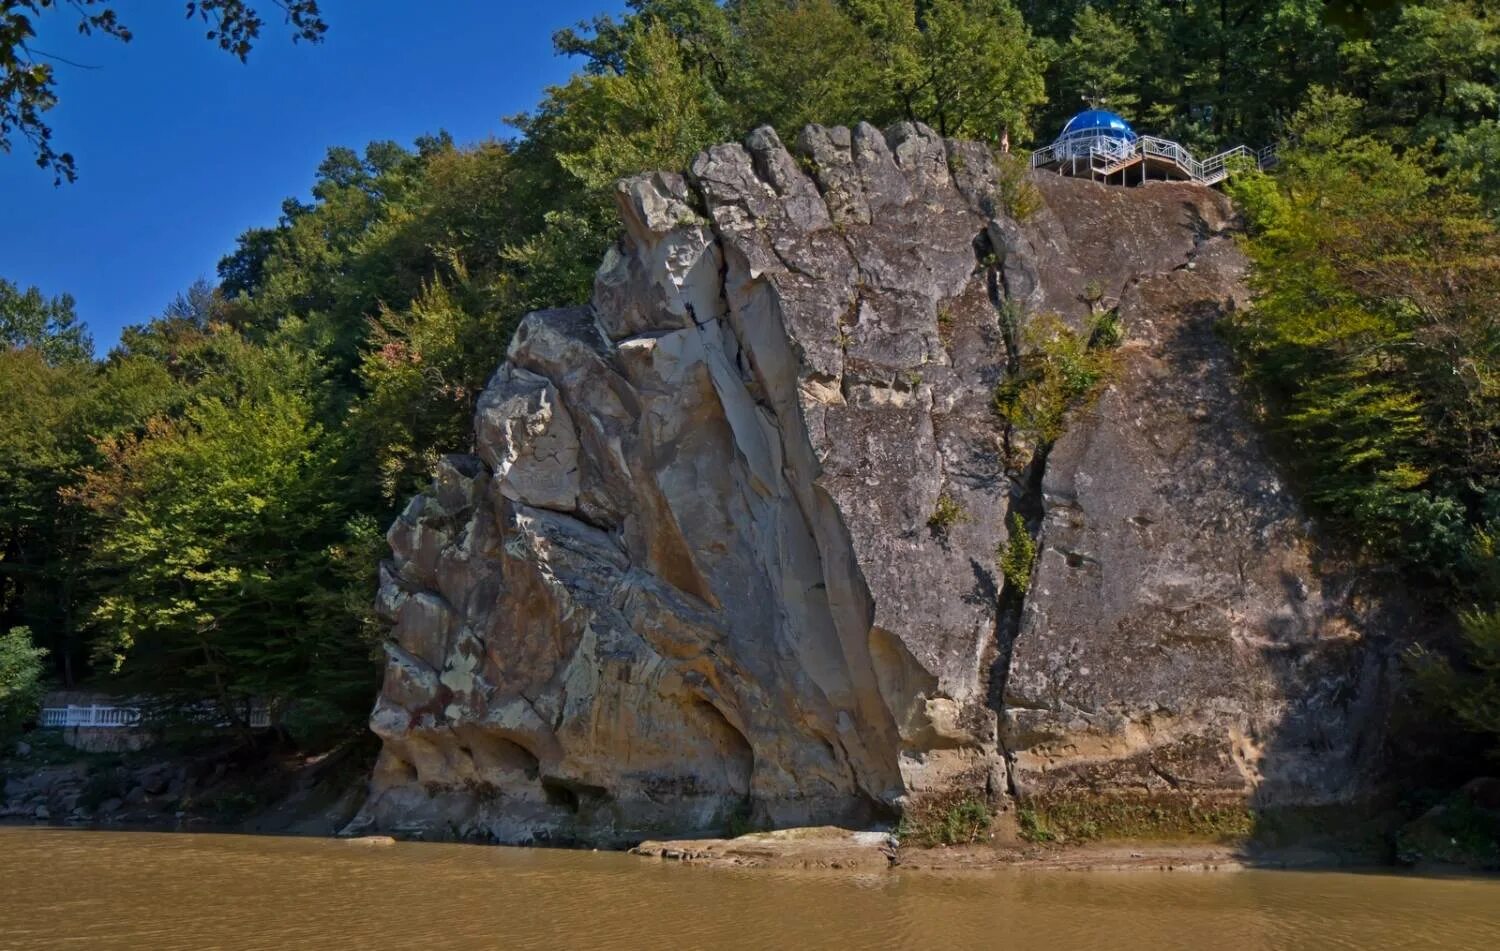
left=1, top=827, right=1498, bottom=950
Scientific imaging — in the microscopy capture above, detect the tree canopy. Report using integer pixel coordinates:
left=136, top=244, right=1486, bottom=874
left=1, top=277, right=90, bottom=364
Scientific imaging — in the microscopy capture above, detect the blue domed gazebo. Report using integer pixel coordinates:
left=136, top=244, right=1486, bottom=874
left=1043, top=107, right=1140, bottom=170
left=1031, top=107, right=1274, bottom=187
left=1057, top=109, right=1138, bottom=150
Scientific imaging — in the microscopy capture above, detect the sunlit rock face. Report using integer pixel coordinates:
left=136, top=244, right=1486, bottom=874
left=352, top=124, right=1393, bottom=845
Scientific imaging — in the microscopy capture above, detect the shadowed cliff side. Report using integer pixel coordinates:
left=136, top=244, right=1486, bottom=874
left=348, top=123, right=1395, bottom=846
left=1001, top=220, right=1399, bottom=820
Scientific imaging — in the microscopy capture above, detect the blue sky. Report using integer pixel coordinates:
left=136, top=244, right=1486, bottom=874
left=1, top=0, right=626, bottom=352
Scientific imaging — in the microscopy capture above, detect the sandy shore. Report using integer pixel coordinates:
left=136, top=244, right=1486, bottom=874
left=630, top=826, right=1353, bottom=873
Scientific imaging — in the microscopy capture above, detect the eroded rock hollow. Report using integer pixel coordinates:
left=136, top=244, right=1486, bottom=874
left=354, top=123, right=1392, bottom=844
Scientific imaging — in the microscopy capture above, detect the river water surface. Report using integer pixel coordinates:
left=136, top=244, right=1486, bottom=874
left=2, top=827, right=1498, bottom=950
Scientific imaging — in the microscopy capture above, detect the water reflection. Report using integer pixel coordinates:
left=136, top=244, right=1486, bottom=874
left=1, top=827, right=1497, bottom=950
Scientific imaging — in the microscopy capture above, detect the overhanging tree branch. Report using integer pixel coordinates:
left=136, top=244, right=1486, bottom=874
left=0, top=1, right=328, bottom=182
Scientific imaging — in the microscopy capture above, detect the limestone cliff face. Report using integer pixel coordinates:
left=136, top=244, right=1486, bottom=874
left=353, top=124, right=1393, bottom=844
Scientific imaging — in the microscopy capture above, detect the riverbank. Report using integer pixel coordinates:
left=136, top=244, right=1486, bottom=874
left=630, top=826, right=1375, bottom=874
left=629, top=783, right=1500, bottom=875
left=0, top=731, right=371, bottom=835
left=5, top=731, right=1496, bottom=875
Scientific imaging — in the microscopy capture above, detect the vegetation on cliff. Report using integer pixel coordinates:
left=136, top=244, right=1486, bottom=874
left=1226, top=87, right=1500, bottom=760
left=1, top=0, right=1497, bottom=777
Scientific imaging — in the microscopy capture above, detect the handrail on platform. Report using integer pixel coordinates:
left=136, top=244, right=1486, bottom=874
left=1031, top=133, right=1275, bottom=186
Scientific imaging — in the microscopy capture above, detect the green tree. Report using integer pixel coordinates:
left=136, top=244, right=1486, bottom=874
left=535, top=19, right=731, bottom=193
left=1445, top=120, right=1500, bottom=220
left=561, top=1, right=1056, bottom=143
left=1345, top=1, right=1499, bottom=147
left=0, top=277, right=91, bottom=364
left=554, top=0, right=732, bottom=79
left=844, top=0, right=1050, bottom=140
left=78, top=345, right=375, bottom=732
left=913, top=0, right=1050, bottom=140
left=1023, top=0, right=1343, bottom=151
left=1056, top=6, right=1138, bottom=114
left=0, top=347, right=96, bottom=683
left=1227, top=87, right=1500, bottom=578
left=0, top=626, right=46, bottom=741
left=354, top=265, right=498, bottom=505
left=725, top=0, right=888, bottom=134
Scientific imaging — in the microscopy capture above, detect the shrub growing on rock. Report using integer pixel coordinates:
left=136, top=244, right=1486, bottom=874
left=999, top=512, right=1037, bottom=595
left=993, top=312, right=1117, bottom=468
left=927, top=493, right=970, bottom=534
left=1409, top=603, right=1500, bottom=756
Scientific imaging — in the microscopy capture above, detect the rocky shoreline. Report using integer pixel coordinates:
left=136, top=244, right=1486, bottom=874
left=0, top=734, right=369, bottom=836
left=6, top=730, right=1495, bottom=875
left=631, top=828, right=1273, bottom=873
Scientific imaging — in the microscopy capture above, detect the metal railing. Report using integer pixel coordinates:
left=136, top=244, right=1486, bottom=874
left=1030, top=134, right=1131, bottom=169
left=1032, top=133, right=1275, bottom=186
left=39, top=703, right=270, bottom=729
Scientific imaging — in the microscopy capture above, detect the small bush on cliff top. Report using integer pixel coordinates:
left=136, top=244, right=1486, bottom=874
left=994, top=152, right=1042, bottom=221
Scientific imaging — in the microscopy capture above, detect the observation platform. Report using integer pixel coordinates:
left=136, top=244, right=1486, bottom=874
left=1031, top=109, right=1274, bottom=187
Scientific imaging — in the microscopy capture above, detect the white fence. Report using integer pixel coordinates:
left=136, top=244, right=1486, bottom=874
left=39, top=703, right=270, bottom=730
left=40, top=704, right=141, bottom=728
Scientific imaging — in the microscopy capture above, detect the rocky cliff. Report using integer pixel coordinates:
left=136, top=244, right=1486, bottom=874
left=352, top=123, right=1394, bottom=845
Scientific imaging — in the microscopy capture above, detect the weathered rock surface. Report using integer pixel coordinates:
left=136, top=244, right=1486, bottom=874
left=355, top=124, right=1394, bottom=845
left=1000, top=230, right=1397, bottom=808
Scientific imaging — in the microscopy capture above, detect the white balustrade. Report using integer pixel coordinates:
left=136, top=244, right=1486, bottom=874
left=37, top=702, right=270, bottom=730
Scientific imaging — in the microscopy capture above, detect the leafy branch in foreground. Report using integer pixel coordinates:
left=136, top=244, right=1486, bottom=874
left=0, top=1, right=328, bottom=182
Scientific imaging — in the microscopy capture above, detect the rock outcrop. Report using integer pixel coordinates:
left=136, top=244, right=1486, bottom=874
left=353, top=123, right=1393, bottom=845
left=1000, top=233, right=1396, bottom=808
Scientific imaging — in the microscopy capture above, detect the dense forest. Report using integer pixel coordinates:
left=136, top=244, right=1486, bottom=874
left=1, top=1, right=1496, bottom=765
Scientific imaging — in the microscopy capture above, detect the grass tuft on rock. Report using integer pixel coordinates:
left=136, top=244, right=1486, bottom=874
left=927, top=493, right=969, bottom=534
left=898, top=792, right=992, bottom=847
left=993, top=312, right=1118, bottom=470
left=1016, top=795, right=1254, bottom=845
